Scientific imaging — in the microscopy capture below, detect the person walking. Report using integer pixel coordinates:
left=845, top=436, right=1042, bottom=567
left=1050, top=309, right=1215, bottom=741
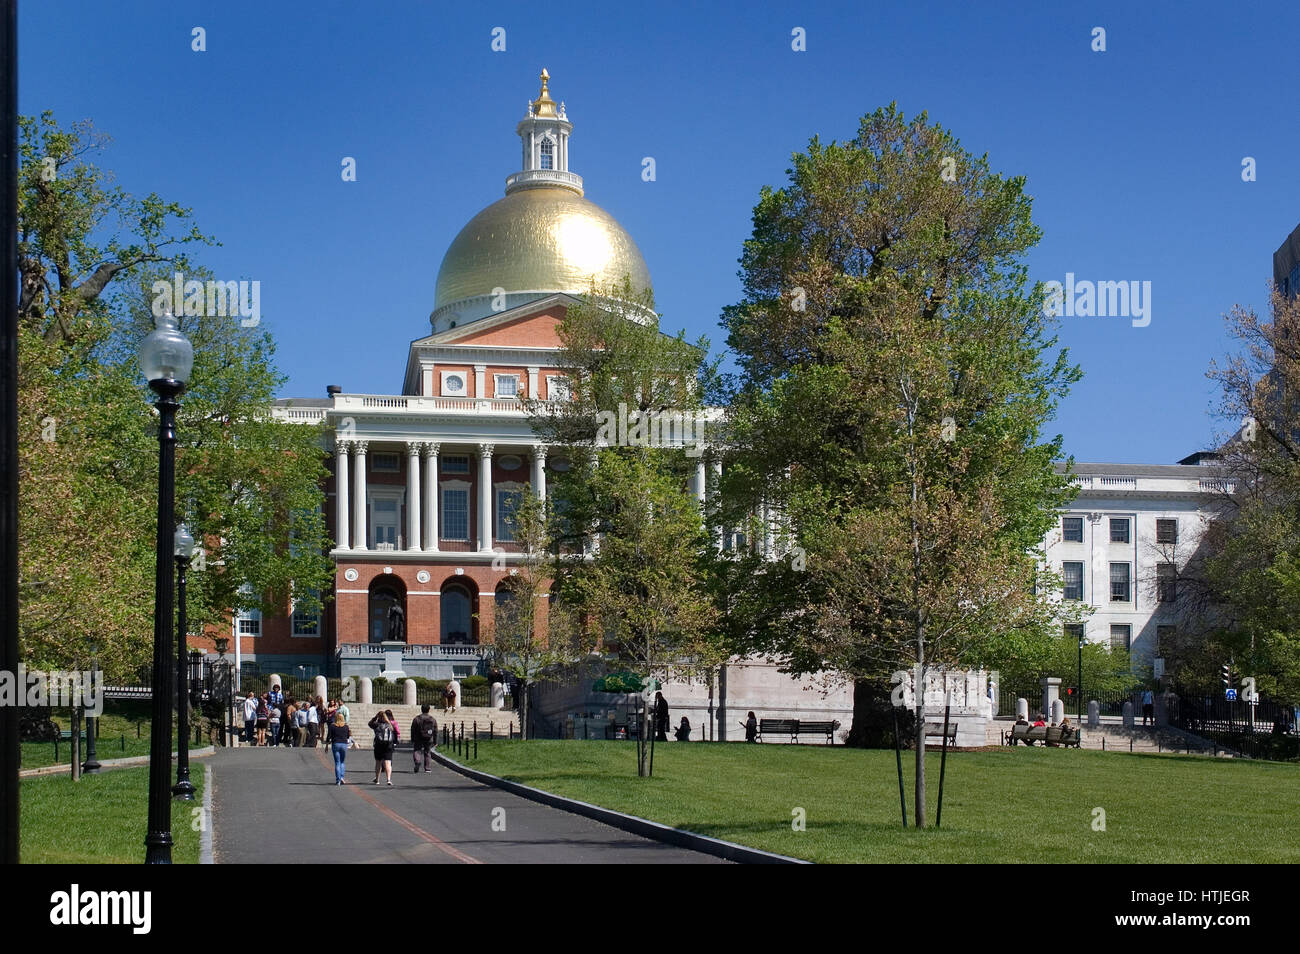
left=327, top=713, right=352, bottom=784
left=1141, top=688, right=1155, bottom=726
left=369, top=710, right=397, bottom=785
left=411, top=704, right=438, bottom=773
left=653, top=691, right=669, bottom=742
left=242, top=691, right=258, bottom=746
left=306, top=696, right=320, bottom=747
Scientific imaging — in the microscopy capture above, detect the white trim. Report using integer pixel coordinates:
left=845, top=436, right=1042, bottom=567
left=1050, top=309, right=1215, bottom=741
left=440, top=369, right=469, bottom=397
left=493, top=373, right=521, bottom=399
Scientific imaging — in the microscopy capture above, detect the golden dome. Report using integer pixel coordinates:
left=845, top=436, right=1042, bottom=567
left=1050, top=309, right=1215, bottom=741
left=433, top=187, right=652, bottom=316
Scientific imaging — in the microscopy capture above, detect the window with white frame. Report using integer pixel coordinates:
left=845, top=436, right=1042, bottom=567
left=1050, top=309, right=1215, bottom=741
left=1062, top=516, right=1083, bottom=542
left=371, top=452, right=400, bottom=473
left=1062, top=562, right=1084, bottom=601
left=1110, top=562, right=1131, bottom=602
left=494, top=374, right=520, bottom=398
left=1156, top=518, right=1178, bottom=544
left=496, top=486, right=524, bottom=542
left=1156, top=563, right=1177, bottom=602
left=371, top=496, right=400, bottom=550
left=540, top=138, right=554, bottom=170
left=442, top=484, right=470, bottom=541
left=236, top=585, right=261, bottom=636
left=1110, top=624, right=1131, bottom=651
left=546, top=375, right=571, bottom=402
left=442, top=455, right=469, bottom=475
left=1110, top=518, right=1130, bottom=543
left=292, top=589, right=320, bottom=636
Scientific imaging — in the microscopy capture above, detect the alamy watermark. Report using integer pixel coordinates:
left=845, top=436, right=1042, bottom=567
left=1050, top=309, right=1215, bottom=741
left=152, top=271, right=261, bottom=327
left=594, top=402, right=709, bottom=457
left=0, top=665, right=103, bottom=715
left=1041, top=273, right=1151, bottom=327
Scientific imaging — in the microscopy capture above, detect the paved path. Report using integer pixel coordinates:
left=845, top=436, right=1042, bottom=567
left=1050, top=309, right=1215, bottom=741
left=211, top=746, right=727, bottom=864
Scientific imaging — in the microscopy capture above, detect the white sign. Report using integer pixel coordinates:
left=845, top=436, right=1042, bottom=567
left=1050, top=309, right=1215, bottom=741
left=1153, top=657, right=1164, bottom=679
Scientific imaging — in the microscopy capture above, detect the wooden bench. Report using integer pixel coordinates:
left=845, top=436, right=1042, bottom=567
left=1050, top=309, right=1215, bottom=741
left=924, top=722, right=958, bottom=745
left=1006, top=723, right=1081, bottom=748
left=757, top=718, right=799, bottom=743
left=757, top=718, right=841, bottom=744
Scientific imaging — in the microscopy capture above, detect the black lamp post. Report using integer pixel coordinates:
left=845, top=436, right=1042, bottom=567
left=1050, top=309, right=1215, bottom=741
left=172, top=522, right=196, bottom=800
left=140, top=310, right=193, bottom=864
left=1077, top=634, right=1084, bottom=722
left=82, top=642, right=102, bottom=774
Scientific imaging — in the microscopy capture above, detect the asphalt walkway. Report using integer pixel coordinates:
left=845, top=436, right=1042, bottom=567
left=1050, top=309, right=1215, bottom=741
left=211, top=745, right=726, bottom=864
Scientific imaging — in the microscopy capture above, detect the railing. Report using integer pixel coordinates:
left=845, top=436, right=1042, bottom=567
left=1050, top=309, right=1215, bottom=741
left=1199, top=478, right=1236, bottom=493
left=505, top=169, right=583, bottom=192
left=1098, top=476, right=1137, bottom=489
left=339, top=643, right=484, bottom=657
left=1172, top=692, right=1298, bottom=761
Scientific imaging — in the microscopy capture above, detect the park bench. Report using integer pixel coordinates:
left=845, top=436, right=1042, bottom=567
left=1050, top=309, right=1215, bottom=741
left=757, top=718, right=841, bottom=744
left=1006, top=723, right=1081, bottom=748
left=924, top=722, right=958, bottom=745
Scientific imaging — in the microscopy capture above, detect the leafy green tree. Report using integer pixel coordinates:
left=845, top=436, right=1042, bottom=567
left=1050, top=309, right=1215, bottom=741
left=720, top=105, right=1079, bottom=824
left=16, top=113, right=332, bottom=679
left=528, top=283, right=724, bottom=774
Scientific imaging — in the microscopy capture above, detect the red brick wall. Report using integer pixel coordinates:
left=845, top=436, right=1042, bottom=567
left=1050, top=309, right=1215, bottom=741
left=451, top=308, right=566, bottom=348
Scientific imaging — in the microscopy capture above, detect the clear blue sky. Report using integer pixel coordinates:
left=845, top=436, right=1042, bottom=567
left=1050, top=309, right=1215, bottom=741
left=20, top=1, right=1300, bottom=463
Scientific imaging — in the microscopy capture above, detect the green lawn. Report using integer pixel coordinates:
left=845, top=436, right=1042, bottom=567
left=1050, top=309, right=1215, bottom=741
left=22, top=702, right=195, bottom=768
left=461, top=740, right=1300, bottom=863
left=21, top=765, right=204, bottom=864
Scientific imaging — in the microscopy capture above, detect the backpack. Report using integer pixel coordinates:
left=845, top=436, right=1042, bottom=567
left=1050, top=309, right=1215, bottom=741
left=419, top=716, right=437, bottom=742
left=374, top=720, right=395, bottom=744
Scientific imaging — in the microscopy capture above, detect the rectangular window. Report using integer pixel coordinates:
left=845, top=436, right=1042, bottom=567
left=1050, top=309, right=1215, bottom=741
left=1110, top=624, right=1131, bottom=652
left=371, top=452, right=400, bottom=473
left=236, top=586, right=261, bottom=636
left=1157, top=563, right=1177, bottom=602
left=442, top=488, right=469, bottom=541
left=1110, top=562, right=1131, bottom=602
left=372, top=497, right=399, bottom=550
left=292, top=590, right=320, bottom=636
left=546, top=375, right=571, bottom=402
left=494, top=374, right=519, bottom=398
left=1062, top=562, right=1084, bottom=601
left=1064, top=623, right=1085, bottom=642
left=1156, top=625, right=1175, bottom=655
left=1156, top=518, right=1178, bottom=544
left=442, top=455, right=469, bottom=475
left=1062, top=516, right=1083, bottom=542
left=1110, top=518, right=1130, bottom=543
left=496, top=488, right=523, bottom=542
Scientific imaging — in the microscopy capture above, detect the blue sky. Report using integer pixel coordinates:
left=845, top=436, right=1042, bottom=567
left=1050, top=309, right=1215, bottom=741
left=20, top=1, right=1300, bottom=463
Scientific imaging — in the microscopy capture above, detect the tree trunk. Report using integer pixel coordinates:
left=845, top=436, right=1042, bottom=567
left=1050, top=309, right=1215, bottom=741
left=520, top=681, right=529, bottom=740
left=846, top=677, right=904, bottom=747
left=914, top=655, right=927, bottom=828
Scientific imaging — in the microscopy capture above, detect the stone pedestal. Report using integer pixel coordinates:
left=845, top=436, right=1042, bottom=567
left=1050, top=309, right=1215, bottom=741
left=491, top=682, right=505, bottom=709
left=359, top=677, right=373, bottom=705
left=403, top=679, right=416, bottom=706
left=1050, top=699, right=1064, bottom=725
left=380, top=641, right=406, bottom=679
left=1122, top=700, right=1135, bottom=727
left=1087, top=700, right=1100, bottom=728
left=1016, top=698, right=1029, bottom=721
left=313, top=675, right=328, bottom=705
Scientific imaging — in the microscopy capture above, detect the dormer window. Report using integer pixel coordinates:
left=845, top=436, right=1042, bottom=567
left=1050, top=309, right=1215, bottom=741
left=540, top=138, right=554, bottom=170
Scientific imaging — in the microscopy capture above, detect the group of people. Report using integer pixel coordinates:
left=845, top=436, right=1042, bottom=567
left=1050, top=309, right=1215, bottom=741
left=1012, top=711, right=1077, bottom=745
left=241, top=686, right=352, bottom=748
left=327, top=704, right=441, bottom=785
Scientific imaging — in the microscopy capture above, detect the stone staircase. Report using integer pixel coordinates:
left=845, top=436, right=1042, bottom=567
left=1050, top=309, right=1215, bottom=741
left=343, top=702, right=518, bottom=748
left=985, top=718, right=1226, bottom=755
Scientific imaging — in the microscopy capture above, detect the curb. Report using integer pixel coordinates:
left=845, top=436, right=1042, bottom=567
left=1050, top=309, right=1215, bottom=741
left=432, top=749, right=808, bottom=865
left=200, top=763, right=214, bottom=864
left=19, top=746, right=216, bottom=778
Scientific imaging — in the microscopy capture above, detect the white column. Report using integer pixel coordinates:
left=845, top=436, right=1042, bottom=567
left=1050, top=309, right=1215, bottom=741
left=334, top=439, right=350, bottom=550
left=710, top=456, right=723, bottom=550
left=474, top=364, right=487, bottom=398
left=693, top=458, right=706, bottom=510
left=353, top=441, right=368, bottom=551
left=406, top=441, right=421, bottom=551
left=422, top=442, right=439, bottom=551
left=478, top=443, right=494, bottom=552
left=532, top=446, right=547, bottom=502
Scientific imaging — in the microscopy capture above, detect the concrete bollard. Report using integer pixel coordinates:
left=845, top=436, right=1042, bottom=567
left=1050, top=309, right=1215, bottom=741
left=1122, top=700, right=1134, bottom=728
left=1087, top=700, right=1100, bottom=728
left=491, top=682, right=505, bottom=710
left=1016, top=697, right=1029, bottom=721
left=360, top=677, right=373, bottom=705
left=268, top=674, right=282, bottom=693
left=1051, top=699, right=1065, bottom=725
left=314, top=674, right=328, bottom=704
left=403, top=679, right=416, bottom=707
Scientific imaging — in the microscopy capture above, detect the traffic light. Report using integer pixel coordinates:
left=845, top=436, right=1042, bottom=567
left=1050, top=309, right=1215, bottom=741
left=1221, top=662, right=1234, bottom=687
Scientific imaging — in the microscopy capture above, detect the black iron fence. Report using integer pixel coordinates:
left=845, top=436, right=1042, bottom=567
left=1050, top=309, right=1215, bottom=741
left=997, top=684, right=1140, bottom=718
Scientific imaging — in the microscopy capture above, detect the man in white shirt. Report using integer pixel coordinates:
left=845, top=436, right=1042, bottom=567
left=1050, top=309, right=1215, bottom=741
left=242, top=692, right=259, bottom=745
left=306, top=701, right=320, bottom=747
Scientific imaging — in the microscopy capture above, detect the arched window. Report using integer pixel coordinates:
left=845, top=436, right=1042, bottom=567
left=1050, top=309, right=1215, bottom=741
left=441, top=582, right=476, bottom=645
left=540, top=138, right=554, bottom=170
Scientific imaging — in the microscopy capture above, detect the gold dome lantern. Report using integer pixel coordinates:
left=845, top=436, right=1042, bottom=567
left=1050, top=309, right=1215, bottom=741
left=430, top=69, right=653, bottom=329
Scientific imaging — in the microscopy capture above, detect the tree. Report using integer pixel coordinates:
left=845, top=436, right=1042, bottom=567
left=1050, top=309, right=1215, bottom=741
left=16, top=113, right=333, bottom=679
left=1197, top=287, right=1300, bottom=705
left=486, top=494, right=595, bottom=738
left=528, top=283, right=725, bottom=775
left=721, top=105, right=1079, bottom=824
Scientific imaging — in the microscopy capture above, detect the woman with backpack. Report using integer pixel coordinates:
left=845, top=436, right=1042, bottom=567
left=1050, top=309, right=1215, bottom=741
left=369, top=710, right=397, bottom=785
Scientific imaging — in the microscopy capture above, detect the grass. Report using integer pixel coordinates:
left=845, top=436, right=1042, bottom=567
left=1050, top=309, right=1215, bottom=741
left=21, top=705, right=192, bottom=768
left=21, top=765, right=205, bottom=863
left=460, top=740, right=1300, bottom=863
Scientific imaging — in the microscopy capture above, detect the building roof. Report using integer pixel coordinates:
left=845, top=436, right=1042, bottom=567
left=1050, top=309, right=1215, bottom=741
left=1055, top=461, right=1222, bottom=477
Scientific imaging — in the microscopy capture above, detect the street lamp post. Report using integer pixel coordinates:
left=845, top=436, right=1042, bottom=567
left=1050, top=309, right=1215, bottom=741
left=82, top=643, right=102, bottom=774
left=139, top=310, right=193, bottom=864
left=172, top=522, right=196, bottom=800
left=1077, top=635, right=1084, bottom=722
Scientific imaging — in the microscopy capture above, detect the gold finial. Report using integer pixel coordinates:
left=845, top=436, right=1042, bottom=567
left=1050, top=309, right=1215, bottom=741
left=531, top=67, right=558, bottom=118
